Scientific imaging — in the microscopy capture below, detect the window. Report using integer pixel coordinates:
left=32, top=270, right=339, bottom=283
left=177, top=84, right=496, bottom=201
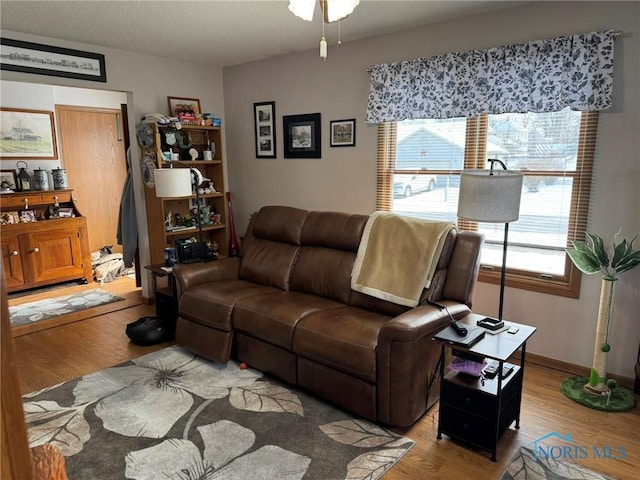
left=377, top=108, right=598, bottom=298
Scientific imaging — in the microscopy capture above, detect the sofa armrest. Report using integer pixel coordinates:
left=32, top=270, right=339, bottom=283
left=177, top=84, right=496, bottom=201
left=376, top=301, right=471, bottom=426
left=172, top=258, right=240, bottom=294
left=379, top=302, right=470, bottom=343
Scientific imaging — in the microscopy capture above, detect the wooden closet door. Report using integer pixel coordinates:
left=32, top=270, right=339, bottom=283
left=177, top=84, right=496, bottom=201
left=55, top=106, right=127, bottom=254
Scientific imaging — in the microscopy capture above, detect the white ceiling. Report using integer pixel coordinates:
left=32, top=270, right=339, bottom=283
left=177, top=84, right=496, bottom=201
left=0, top=0, right=519, bottom=68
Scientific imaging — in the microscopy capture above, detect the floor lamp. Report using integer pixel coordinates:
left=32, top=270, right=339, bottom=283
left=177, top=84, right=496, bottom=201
left=457, top=159, right=523, bottom=322
left=154, top=167, right=203, bottom=242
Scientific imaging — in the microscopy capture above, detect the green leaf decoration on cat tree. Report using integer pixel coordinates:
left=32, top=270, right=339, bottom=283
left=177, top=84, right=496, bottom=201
left=566, top=229, right=640, bottom=396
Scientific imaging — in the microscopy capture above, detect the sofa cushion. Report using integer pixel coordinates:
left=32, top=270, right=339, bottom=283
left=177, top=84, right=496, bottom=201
left=289, top=247, right=356, bottom=304
left=292, top=307, right=391, bottom=383
left=299, top=211, right=368, bottom=251
left=179, top=280, right=276, bottom=330
left=251, top=205, right=309, bottom=244
left=289, top=211, right=368, bottom=304
left=238, top=206, right=309, bottom=290
left=233, top=291, right=344, bottom=350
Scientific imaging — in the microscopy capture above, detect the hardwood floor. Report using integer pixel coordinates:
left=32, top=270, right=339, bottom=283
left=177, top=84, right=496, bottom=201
left=12, top=280, right=639, bottom=479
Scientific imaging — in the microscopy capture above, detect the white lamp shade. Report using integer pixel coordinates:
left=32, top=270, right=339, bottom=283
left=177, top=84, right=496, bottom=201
left=457, top=170, right=523, bottom=223
left=154, top=168, right=192, bottom=198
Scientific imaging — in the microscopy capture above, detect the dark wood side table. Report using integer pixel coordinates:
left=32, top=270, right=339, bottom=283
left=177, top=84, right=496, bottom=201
left=434, top=313, right=536, bottom=461
left=144, top=264, right=179, bottom=338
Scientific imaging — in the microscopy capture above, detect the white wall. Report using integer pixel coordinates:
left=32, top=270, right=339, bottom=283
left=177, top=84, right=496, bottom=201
left=1, top=80, right=127, bottom=180
left=1, top=32, right=226, bottom=299
left=223, top=1, right=640, bottom=378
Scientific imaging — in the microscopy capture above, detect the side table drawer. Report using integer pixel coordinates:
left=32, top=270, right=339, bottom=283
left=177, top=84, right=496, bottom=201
left=440, top=406, right=494, bottom=450
left=442, top=380, right=493, bottom=417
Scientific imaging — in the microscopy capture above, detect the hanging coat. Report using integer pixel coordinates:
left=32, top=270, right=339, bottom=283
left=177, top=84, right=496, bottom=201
left=117, top=147, right=138, bottom=267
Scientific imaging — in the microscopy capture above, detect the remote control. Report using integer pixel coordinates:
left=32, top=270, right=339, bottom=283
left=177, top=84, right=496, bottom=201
left=450, top=320, right=468, bottom=337
left=483, top=360, right=500, bottom=378
left=483, top=361, right=514, bottom=379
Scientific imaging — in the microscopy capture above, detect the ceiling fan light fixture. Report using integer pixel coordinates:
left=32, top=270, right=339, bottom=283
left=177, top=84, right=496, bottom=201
left=289, top=0, right=359, bottom=60
left=324, top=0, right=359, bottom=22
left=288, top=0, right=316, bottom=21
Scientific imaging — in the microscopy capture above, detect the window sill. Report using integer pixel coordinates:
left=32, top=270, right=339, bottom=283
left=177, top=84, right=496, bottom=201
left=478, top=267, right=581, bottom=299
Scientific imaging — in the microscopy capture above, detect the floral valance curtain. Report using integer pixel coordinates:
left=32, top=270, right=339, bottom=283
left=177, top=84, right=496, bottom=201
left=365, top=30, right=615, bottom=123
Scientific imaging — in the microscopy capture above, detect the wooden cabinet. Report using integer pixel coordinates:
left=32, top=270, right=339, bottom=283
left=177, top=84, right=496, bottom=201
left=141, top=123, right=228, bottom=265
left=1, top=190, right=92, bottom=293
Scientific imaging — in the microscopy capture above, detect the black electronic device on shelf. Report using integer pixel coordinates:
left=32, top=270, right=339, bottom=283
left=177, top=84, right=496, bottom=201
left=477, top=317, right=505, bottom=331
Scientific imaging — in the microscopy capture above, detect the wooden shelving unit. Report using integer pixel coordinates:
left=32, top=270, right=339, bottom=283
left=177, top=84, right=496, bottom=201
left=141, top=123, right=228, bottom=266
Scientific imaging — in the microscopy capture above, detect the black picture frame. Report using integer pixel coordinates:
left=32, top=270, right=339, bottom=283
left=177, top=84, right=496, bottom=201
left=0, top=38, right=106, bottom=82
left=330, top=118, right=356, bottom=147
left=283, top=113, right=321, bottom=159
left=254, top=101, right=276, bottom=158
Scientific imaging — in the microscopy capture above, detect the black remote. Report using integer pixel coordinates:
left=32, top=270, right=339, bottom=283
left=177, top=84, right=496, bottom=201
left=450, top=320, right=468, bottom=337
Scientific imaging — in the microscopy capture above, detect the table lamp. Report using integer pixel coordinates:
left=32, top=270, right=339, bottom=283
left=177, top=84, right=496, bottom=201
left=457, top=159, right=523, bottom=322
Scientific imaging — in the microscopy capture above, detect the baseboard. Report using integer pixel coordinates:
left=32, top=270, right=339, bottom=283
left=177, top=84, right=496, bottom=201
left=519, top=351, right=635, bottom=391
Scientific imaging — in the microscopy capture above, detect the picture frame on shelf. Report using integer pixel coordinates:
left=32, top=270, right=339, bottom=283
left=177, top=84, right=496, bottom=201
left=254, top=101, right=276, bottom=158
left=1, top=211, right=19, bottom=225
left=283, top=113, right=321, bottom=159
left=0, top=169, right=17, bottom=191
left=57, top=207, right=74, bottom=218
left=0, top=37, right=106, bottom=82
left=19, top=209, right=37, bottom=222
left=167, top=97, right=201, bottom=125
left=189, top=197, right=206, bottom=210
left=330, top=119, right=356, bottom=147
left=0, top=108, right=58, bottom=160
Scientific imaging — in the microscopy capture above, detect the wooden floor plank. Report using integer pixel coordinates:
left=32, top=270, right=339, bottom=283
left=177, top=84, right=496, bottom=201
left=11, top=280, right=640, bottom=480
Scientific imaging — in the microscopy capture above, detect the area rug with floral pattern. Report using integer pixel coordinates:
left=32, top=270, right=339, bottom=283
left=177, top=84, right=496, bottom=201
left=24, top=345, right=414, bottom=480
left=10, top=288, right=124, bottom=327
left=500, top=446, right=613, bottom=480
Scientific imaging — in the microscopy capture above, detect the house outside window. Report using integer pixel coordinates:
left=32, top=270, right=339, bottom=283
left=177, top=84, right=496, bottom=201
left=377, top=108, right=598, bottom=298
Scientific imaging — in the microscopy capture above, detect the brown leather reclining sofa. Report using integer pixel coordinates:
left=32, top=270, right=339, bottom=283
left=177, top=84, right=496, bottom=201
left=172, top=205, right=483, bottom=427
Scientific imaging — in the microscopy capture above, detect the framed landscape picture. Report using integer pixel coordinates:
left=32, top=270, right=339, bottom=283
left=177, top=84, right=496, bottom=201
left=254, top=101, right=276, bottom=158
left=283, top=113, right=321, bottom=159
left=330, top=119, right=356, bottom=147
left=0, top=108, right=58, bottom=160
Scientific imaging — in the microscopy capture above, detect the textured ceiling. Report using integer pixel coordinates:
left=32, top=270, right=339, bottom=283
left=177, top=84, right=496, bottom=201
left=0, top=0, right=517, bottom=68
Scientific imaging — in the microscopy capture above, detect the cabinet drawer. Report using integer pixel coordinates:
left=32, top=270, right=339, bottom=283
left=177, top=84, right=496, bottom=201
left=1, top=193, right=39, bottom=209
left=42, top=191, right=72, bottom=204
left=442, top=380, right=494, bottom=417
left=440, top=406, right=494, bottom=450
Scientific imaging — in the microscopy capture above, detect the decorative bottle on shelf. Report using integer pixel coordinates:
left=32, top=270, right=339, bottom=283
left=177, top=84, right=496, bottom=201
left=226, top=192, right=240, bottom=257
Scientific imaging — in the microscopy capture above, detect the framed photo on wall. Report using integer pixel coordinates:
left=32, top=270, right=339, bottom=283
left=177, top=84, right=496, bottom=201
left=0, top=108, right=58, bottom=160
left=0, top=37, right=106, bottom=82
left=283, top=113, right=321, bottom=159
left=254, top=101, right=276, bottom=158
left=330, top=119, right=356, bottom=147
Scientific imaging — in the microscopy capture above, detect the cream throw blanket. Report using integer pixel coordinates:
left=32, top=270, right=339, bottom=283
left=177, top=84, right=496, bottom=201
left=351, top=212, right=455, bottom=307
